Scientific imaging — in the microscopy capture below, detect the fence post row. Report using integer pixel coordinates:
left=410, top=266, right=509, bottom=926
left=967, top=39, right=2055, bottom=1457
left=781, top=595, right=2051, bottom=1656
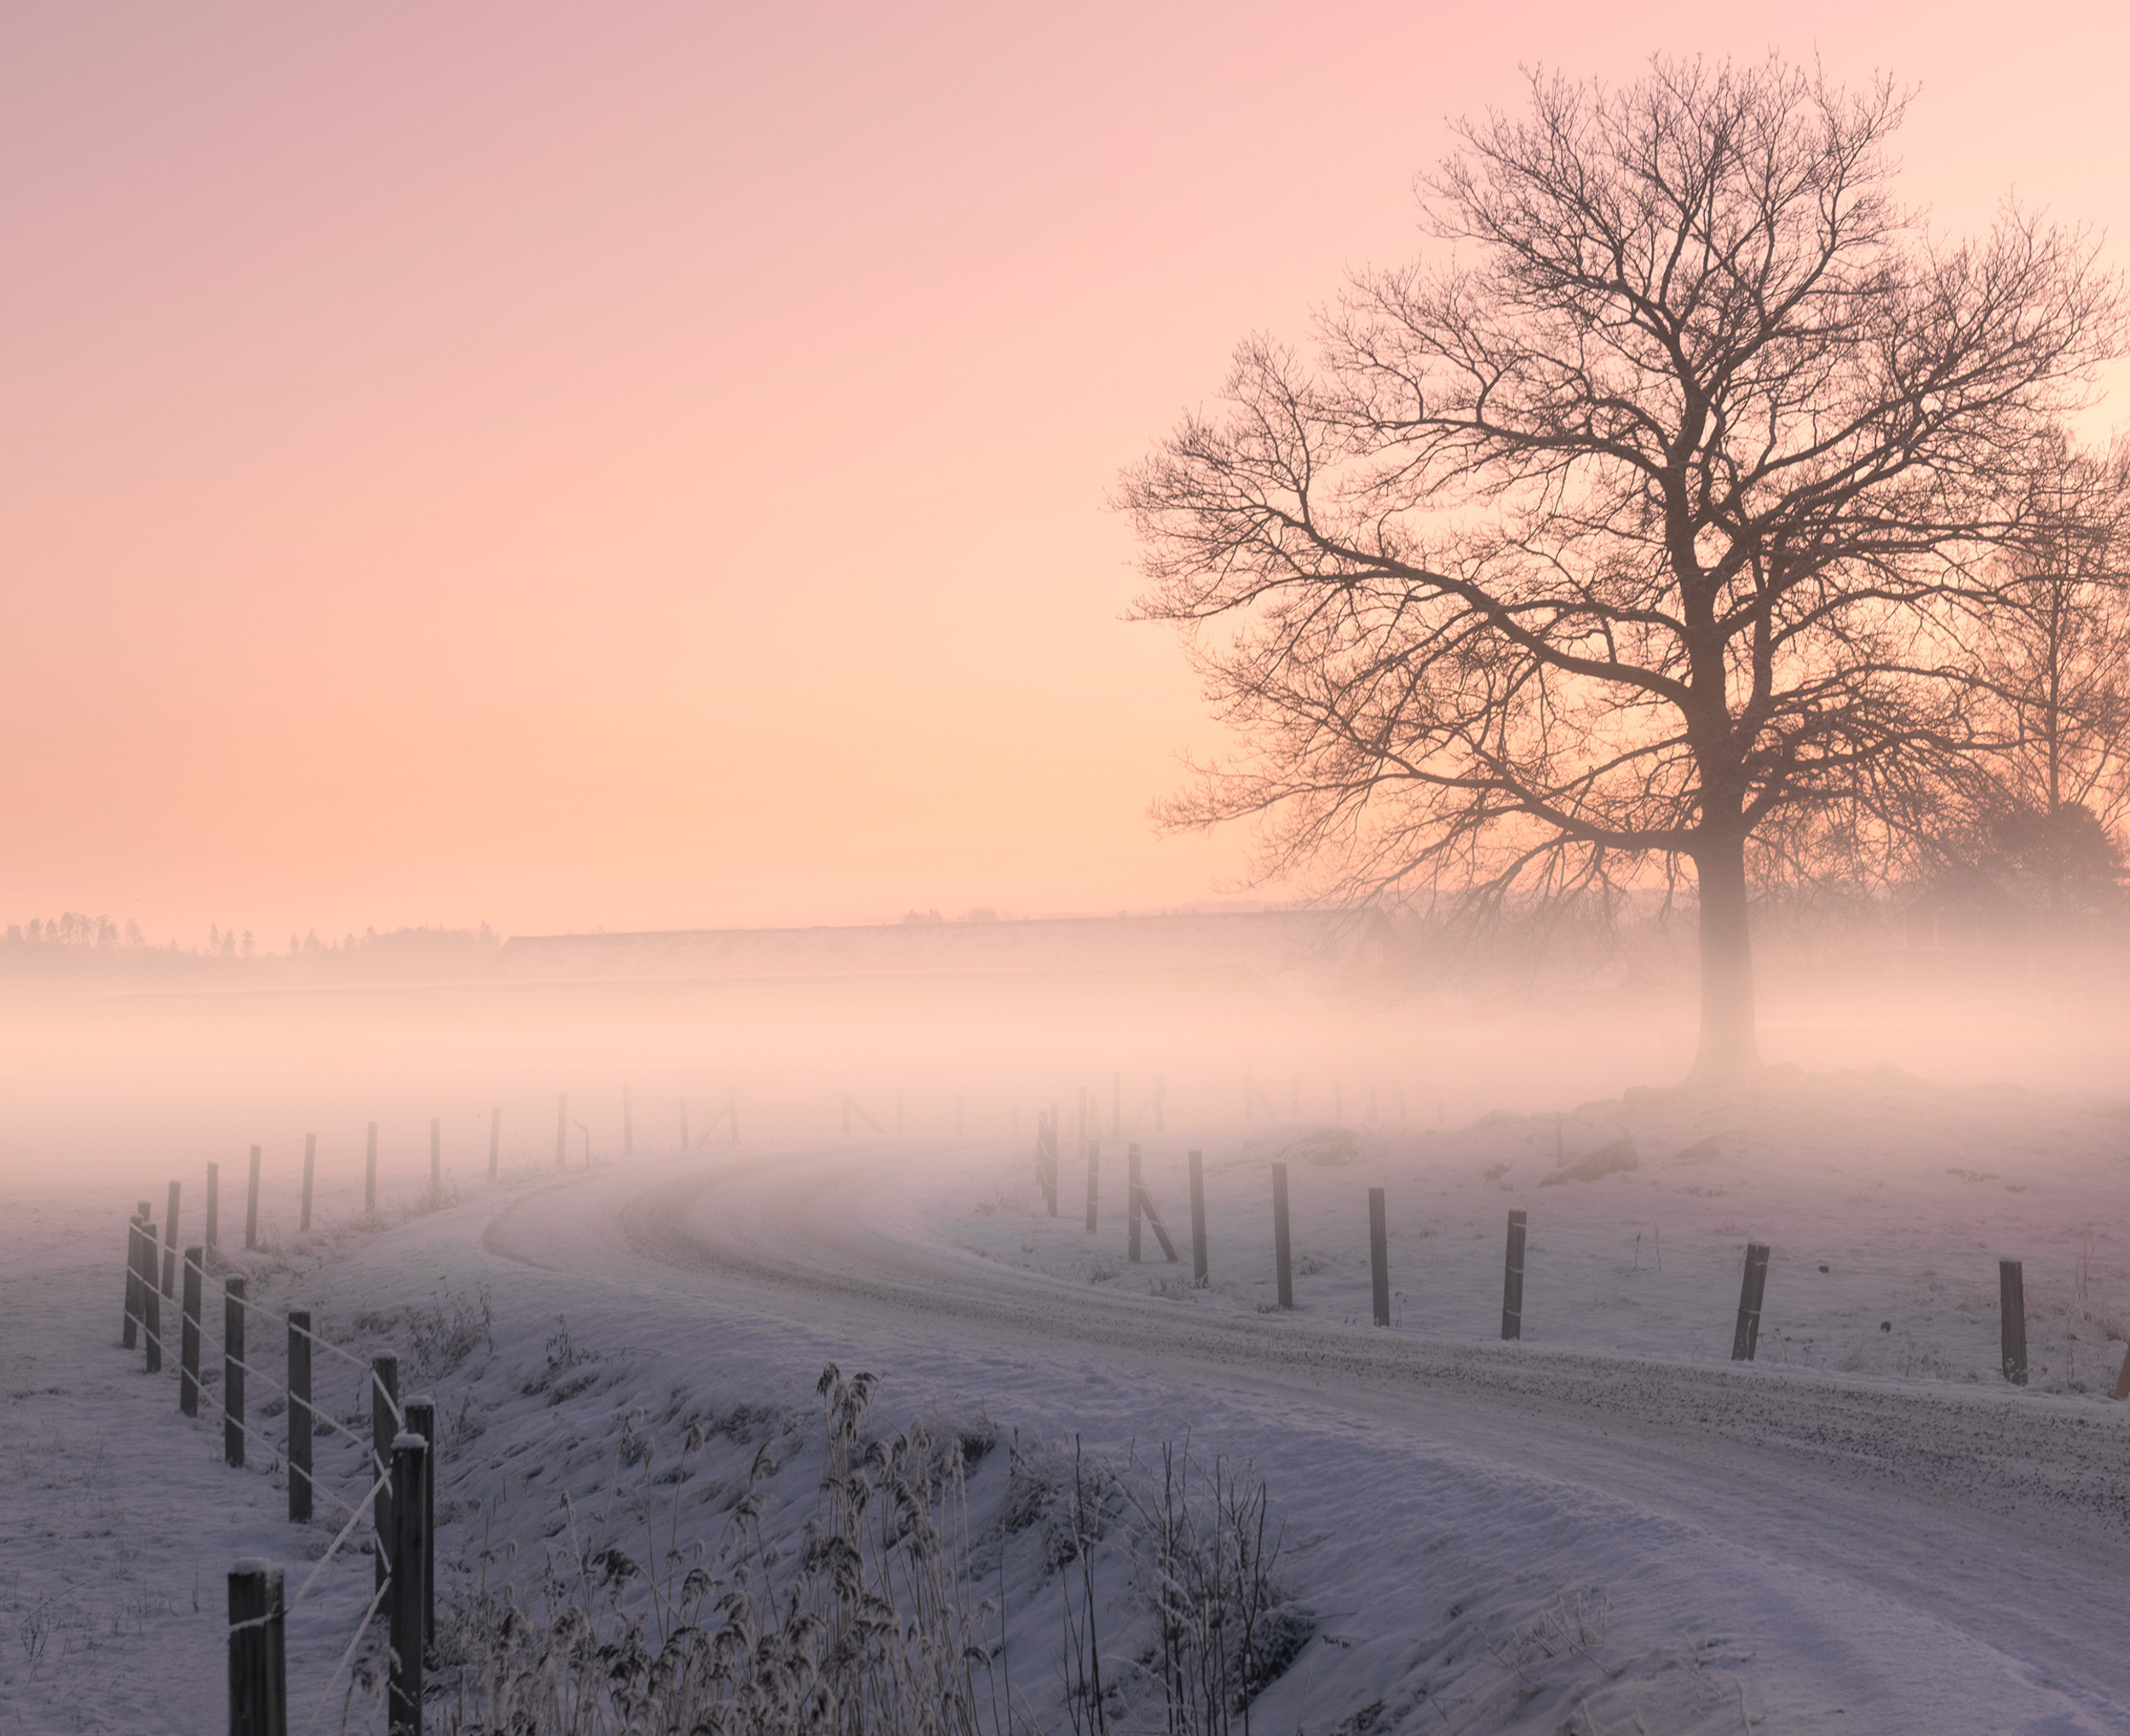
left=1085, top=1141, right=1100, bottom=1233
left=372, top=1354, right=400, bottom=1594
left=1731, top=1243, right=1770, bottom=1361
left=122, top=1206, right=146, bottom=1348
left=389, top=1432, right=428, bottom=1736
left=288, top=1311, right=313, bottom=1525
left=1367, top=1187, right=1390, bottom=1328
left=1270, top=1162, right=1292, bottom=1309
left=164, top=1180, right=181, bottom=1296
left=227, top=1561, right=287, bottom=1736
left=2000, top=1258, right=2028, bottom=1386
left=1188, top=1149, right=1208, bottom=1287
left=181, top=1248, right=203, bottom=1416
left=404, top=1398, right=437, bottom=1652
left=1499, top=1209, right=1528, bottom=1342
left=301, top=1135, right=315, bottom=1233
left=224, top=1278, right=246, bottom=1467
left=141, top=1223, right=161, bottom=1372
left=1128, top=1144, right=1143, bottom=1263
left=206, top=1163, right=221, bottom=1253
left=245, top=1144, right=262, bottom=1251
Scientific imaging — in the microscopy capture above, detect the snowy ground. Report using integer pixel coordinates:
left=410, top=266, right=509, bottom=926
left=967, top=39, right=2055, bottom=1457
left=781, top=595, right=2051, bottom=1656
left=5, top=1067, right=2129, bottom=1733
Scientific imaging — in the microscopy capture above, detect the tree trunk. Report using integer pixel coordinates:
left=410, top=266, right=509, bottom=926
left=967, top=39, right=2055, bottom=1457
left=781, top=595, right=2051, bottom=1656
left=1691, top=828, right=1761, bottom=1079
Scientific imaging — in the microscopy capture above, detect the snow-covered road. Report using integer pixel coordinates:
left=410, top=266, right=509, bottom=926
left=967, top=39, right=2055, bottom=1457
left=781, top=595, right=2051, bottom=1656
left=479, top=1140, right=2130, bottom=1733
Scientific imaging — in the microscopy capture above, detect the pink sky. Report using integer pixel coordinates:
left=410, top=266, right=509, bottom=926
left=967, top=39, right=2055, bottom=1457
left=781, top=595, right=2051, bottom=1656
left=4, top=2, right=2125, bottom=946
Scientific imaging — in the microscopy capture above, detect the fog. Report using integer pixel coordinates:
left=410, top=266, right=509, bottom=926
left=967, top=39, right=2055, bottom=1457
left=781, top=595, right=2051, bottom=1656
left=6, top=911, right=2122, bottom=1202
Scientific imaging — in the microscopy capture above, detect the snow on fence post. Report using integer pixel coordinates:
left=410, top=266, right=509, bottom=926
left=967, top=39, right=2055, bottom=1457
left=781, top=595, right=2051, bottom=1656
left=1189, top=1150, right=1209, bottom=1287
left=2000, top=1258, right=2028, bottom=1386
left=404, top=1398, right=437, bottom=1650
left=245, top=1144, right=262, bottom=1250
left=1501, top=1209, right=1527, bottom=1341
left=388, top=1432, right=428, bottom=1735
left=227, top=1561, right=287, bottom=1736
left=287, top=1311, right=313, bottom=1525
left=224, top=1277, right=246, bottom=1467
left=1128, top=1144, right=1143, bottom=1263
left=1367, top=1187, right=1390, bottom=1327
left=164, top=1181, right=181, bottom=1296
left=300, top=1136, right=315, bottom=1233
left=366, top=1123, right=379, bottom=1212
left=181, top=1248, right=203, bottom=1415
left=371, top=1354, right=400, bottom=1594
left=122, top=1206, right=147, bottom=1348
left=141, top=1222, right=162, bottom=1371
left=1271, top=1162, right=1293, bottom=1309
left=1085, top=1141, right=1100, bottom=1233
left=206, top=1164, right=222, bottom=1253
left=488, top=1107, right=500, bottom=1178
left=1730, top=1243, right=1770, bottom=1361
left=556, top=1095, right=567, bottom=1169
left=429, top=1118, right=441, bottom=1192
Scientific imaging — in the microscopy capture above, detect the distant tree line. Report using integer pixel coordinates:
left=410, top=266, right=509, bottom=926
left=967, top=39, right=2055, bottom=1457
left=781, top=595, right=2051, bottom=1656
left=0, top=917, right=501, bottom=986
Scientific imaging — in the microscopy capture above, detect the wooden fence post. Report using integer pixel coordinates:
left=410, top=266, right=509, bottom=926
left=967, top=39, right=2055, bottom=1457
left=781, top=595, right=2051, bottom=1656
left=1501, top=1209, right=1527, bottom=1340
left=488, top=1107, right=500, bottom=1179
left=1271, top=1162, right=1292, bottom=1308
left=1042, top=1107, right=1059, bottom=1216
left=164, top=1181, right=181, bottom=1296
left=122, top=1208, right=145, bottom=1348
left=181, top=1248, right=203, bottom=1415
left=227, top=1561, right=287, bottom=1736
left=556, top=1094, right=567, bottom=1169
left=1367, top=1187, right=1390, bottom=1327
left=300, top=1136, right=314, bottom=1233
left=224, top=1277, right=246, bottom=1467
left=1189, top=1150, right=1208, bottom=1287
left=429, top=1118, right=440, bottom=1193
left=2000, top=1258, right=2028, bottom=1385
left=141, top=1222, right=162, bottom=1371
left=1128, top=1145, right=1143, bottom=1262
left=1085, top=1141, right=1100, bottom=1233
left=366, top=1123, right=378, bottom=1213
left=206, top=1164, right=221, bottom=1253
left=245, top=1144, right=262, bottom=1250
left=372, top=1353, right=400, bottom=1593
left=388, top=1433, right=428, bottom=1735
left=404, top=1398, right=436, bottom=1650
left=288, top=1311, right=313, bottom=1524
left=1731, top=1243, right=1770, bottom=1360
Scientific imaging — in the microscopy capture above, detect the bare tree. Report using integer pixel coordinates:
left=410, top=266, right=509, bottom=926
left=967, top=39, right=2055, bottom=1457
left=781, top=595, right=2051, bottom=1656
left=1961, top=432, right=2130, bottom=917
left=1123, top=56, right=2122, bottom=1076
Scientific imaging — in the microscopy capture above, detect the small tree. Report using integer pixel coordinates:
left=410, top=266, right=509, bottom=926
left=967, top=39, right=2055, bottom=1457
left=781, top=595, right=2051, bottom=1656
left=1966, top=432, right=2130, bottom=918
left=1124, top=56, right=2122, bottom=1075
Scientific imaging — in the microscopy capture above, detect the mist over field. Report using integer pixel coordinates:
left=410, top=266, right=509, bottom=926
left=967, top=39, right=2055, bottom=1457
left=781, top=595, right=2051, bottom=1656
left=9, top=7, right=2130, bottom=1734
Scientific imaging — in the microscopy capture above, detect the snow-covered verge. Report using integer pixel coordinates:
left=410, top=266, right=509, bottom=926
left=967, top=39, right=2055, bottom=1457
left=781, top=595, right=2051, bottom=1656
left=6, top=1067, right=2130, bottom=1733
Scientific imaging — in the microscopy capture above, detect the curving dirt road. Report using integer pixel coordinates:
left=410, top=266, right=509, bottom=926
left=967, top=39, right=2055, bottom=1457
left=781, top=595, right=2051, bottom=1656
left=483, top=1141, right=2130, bottom=1733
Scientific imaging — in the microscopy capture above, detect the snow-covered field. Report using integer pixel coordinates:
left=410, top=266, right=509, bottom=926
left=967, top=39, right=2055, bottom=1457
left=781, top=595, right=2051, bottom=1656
left=5, top=1066, right=2129, bottom=1733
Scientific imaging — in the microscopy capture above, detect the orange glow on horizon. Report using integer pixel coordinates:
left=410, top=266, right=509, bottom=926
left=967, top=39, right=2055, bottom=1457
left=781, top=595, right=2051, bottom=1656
left=4, top=2, right=2125, bottom=944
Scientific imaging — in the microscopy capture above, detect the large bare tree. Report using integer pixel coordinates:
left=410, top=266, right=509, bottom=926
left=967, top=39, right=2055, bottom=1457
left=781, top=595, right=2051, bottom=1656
left=1124, top=57, right=2122, bottom=1076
